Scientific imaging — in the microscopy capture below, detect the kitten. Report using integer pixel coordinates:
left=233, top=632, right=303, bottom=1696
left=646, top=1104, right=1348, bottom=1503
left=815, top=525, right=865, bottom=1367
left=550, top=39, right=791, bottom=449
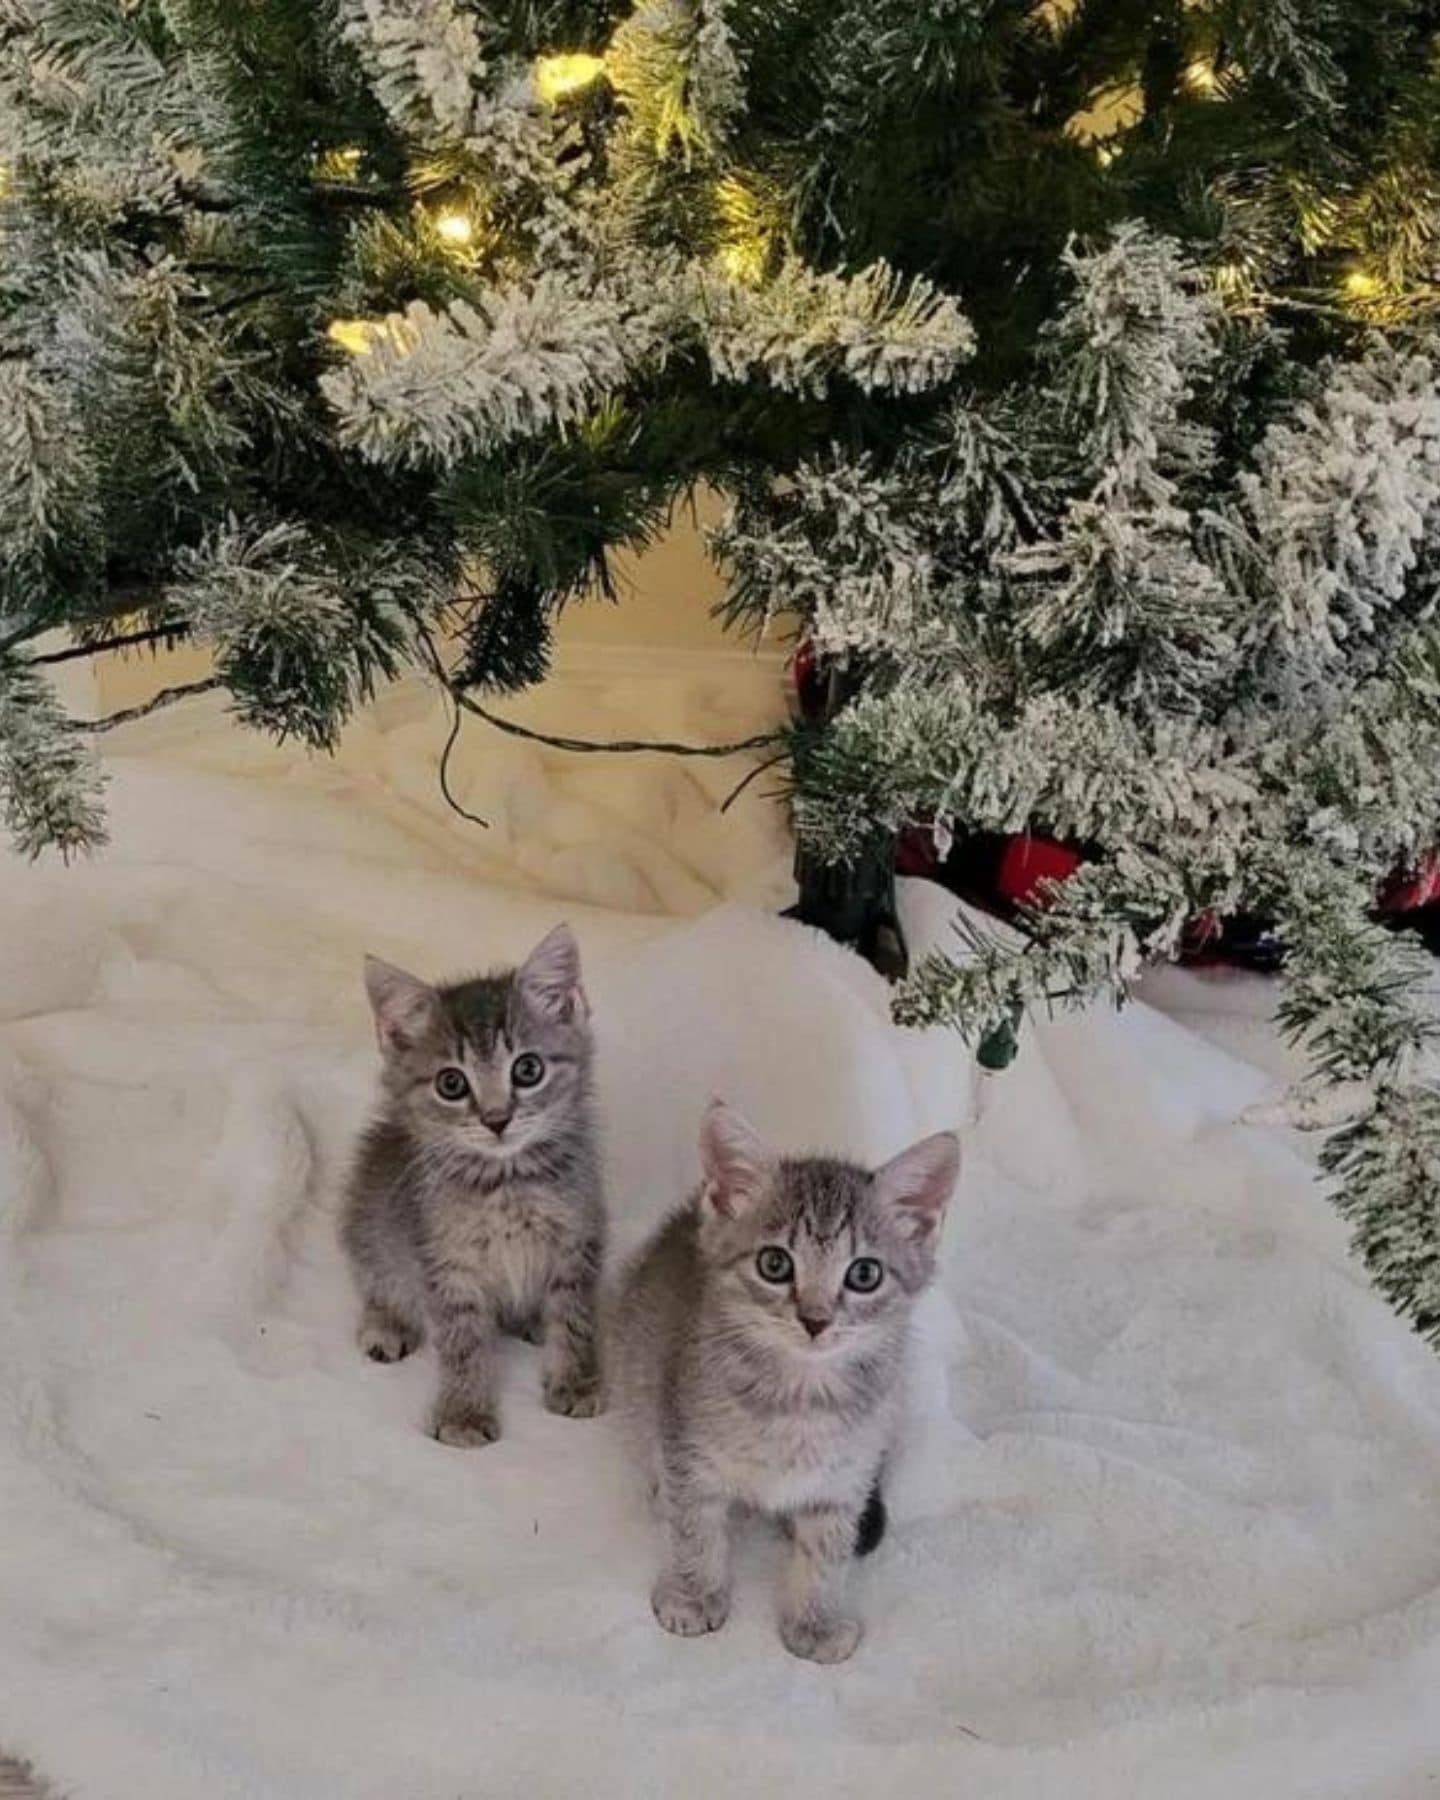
left=613, top=1099, right=958, bottom=1664
left=341, top=924, right=605, bottom=1447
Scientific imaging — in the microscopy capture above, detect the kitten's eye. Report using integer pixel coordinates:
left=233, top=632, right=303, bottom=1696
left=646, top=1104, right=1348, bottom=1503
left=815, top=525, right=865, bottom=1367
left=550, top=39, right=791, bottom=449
left=755, top=1246, right=794, bottom=1284
left=844, top=1257, right=884, bottom=1294
left=434, top=1067, right=470, bottom=1102
left=511, top=1052, right=546, bottom=1090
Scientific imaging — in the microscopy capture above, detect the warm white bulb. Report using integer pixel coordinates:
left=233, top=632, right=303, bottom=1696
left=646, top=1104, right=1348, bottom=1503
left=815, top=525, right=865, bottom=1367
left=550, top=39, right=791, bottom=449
left=1344, top=268, right=1382, bottom=301
left=327, top=318, right=380, bottom=356
left=1183, top=58, right=1221, bottom=97
left=435, top=210, right=475, bottom=247
left=535, top=53, right=606, bottom=105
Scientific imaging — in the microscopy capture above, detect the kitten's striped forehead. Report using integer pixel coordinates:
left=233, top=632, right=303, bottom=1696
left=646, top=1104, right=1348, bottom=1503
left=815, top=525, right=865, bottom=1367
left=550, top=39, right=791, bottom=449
left=435, top=969, right=587, bottom=1063
left=439, top=973, right=515, bottom=1055
left=768, top=1157, right=870, bottom=1249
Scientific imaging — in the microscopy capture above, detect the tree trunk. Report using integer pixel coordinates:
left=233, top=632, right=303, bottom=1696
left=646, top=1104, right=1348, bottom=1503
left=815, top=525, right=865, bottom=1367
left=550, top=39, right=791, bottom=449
left=790, top=833, right=907, bottom=979
left=787, top=660, right=907, bottom=980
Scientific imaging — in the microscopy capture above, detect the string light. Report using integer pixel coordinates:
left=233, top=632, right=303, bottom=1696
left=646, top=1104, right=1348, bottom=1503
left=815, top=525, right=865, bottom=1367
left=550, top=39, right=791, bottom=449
left=717, top=240, right=767, bottom=285
left=1214, top=258, right=1252, bottom=303
left=1183, top=58, right=1221, bottom=98
left=1095, top=143, right=1120, bottom=169
left=434, top=209, right=476, bottom=247
left=1344, top=268, right=1383, bottom=301
left=313, top=146, right=363, bottom=181
left=327, top=318, right=382, bottom=356
left=535, top=53, right=607, bottom=105
left=713, top=173, right=782, bottom=287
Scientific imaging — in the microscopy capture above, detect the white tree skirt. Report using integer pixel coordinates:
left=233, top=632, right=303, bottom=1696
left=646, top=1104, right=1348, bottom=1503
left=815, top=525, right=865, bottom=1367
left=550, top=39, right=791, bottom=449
left=3, top=666, right=1440, bottom=1798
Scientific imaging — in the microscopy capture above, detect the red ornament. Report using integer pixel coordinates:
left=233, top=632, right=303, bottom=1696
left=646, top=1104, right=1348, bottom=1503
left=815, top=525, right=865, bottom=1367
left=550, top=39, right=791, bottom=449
left=791, top=637, right=827, bottom=722
left=1179, top=908, right=1223, bottom=960
left=994, top=834, right=1083, bottom=909
left=1378, top=850, right=1440, bottom=916
left=895, top=824, right=941, bottom=877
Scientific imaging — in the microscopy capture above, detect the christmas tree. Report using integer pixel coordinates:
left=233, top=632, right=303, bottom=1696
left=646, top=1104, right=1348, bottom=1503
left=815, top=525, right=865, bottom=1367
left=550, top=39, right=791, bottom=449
left=3, top=1, right=1440, bottom=1340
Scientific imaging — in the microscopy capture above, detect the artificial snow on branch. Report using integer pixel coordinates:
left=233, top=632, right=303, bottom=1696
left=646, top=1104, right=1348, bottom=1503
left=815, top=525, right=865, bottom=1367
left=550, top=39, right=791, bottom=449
left=0, top=651, right=105, bottom=858
left=609, top=0, right=746, bottom=162
left=322, top=275, right=658, bottom=467
left=698, top=254, right=975, bottom=396
left=338, top=0, right=488, bottom=138
left=714, top=456, right=938, bottom=655
left=1043, top=223, right=1220, bottom=498
left=169, top=519, right=437, bottom=750
left=0, top=359, right=102, bottom=626
left=1227, top=346, right=1440, bottom=678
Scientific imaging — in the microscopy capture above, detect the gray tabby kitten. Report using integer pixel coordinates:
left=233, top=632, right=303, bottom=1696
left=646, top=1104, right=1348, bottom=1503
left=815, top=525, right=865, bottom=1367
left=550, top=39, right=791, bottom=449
left=614, top=1099, right=958, bottom=1664
left=341, top=924, right=604, bottom=1446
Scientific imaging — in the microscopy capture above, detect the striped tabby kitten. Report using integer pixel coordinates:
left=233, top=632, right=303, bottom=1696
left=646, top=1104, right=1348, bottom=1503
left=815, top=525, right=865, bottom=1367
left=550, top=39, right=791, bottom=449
left=341, top=924, right=604, bottom=1446
left=614, top=1100, right=958, bottom=1663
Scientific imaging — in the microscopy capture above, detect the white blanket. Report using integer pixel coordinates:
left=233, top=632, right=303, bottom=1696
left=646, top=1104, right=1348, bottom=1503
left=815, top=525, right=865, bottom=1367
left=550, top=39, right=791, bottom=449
left=3, top=664, right=1439, bottom=1798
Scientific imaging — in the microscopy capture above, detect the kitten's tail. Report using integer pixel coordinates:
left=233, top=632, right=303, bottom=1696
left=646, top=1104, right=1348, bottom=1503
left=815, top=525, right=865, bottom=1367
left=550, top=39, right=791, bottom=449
left=854, top=1480, right=887, bottom=1557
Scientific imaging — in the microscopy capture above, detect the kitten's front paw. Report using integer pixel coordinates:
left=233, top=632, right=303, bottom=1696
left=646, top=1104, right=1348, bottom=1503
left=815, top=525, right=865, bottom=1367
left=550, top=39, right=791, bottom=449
left=543, top=1375, right=604, bottom=1419
left=431, top=1409, right=501, bottom=1448
left=651, top=1575, right=730, bottom=1638
left=359, top=1308, right=423, bottom=1364
left=780, top=1613, right=863, bottom=1665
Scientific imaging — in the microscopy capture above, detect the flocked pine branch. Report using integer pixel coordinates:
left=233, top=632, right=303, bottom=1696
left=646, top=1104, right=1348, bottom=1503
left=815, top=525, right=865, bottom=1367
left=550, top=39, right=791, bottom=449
left=168, top=519, right=441, bottom=750
left=0, top=651, right=105, bottom=857
left=338, top=0, right=489, bottom=138
left=1042, top=223, right=1220, bottom=499
left=1007, top=490, right=1239, bottom=716
left=794, top=681, right=1256, bottom=867
left=713, top=456, right=938, bottom=655
left=1267, top=853, right=1440, bottom=1342
left=0, top=359, right=102, bottom=628
left=609, top=0, right=746, bottom=163
left=697, top=255, right=976, bottom=396
left=0, top=0, right=205, bottom=214
left=321, top=275, right=659, bottom=467
left=1225, top=345, right=1440, bottom=681
left=893, top=849, right=1202, bottom=1032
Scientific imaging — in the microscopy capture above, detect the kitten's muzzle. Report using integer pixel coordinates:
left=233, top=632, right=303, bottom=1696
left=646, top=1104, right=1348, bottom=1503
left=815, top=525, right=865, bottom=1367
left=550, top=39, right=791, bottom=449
left=798, top=1312, right=832, bottom=1339
left=479, top=1106, right=514, bottom=1136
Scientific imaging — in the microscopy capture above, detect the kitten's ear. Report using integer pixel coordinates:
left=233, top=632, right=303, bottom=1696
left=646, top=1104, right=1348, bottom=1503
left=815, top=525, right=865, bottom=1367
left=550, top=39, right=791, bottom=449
left=872, top=1131, right=960, bottom=1243
left=363, top=956, right=441, bottom=1054
left=699, top=1099, right=772, bottom=1220
left=518, top=924, right=587, bottom=1022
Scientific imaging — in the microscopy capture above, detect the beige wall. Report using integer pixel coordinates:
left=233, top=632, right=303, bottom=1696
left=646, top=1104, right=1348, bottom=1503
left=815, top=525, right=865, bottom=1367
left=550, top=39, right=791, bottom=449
left=558, top=486, right=743, bottom=654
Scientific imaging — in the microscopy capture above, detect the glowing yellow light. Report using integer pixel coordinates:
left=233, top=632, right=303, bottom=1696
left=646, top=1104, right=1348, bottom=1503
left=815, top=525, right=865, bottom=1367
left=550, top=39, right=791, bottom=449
left=434, top=209, right=476, bottom=246
left=1344, top=268, right=1383, bottom=301
left=314, top=145, right=363, bottom=181
left=1095, top=143, right=1119, bottom=169
left=535, top=53, right=607, bottom=105
left=718, top=240, right=767, bottom=285
left=327, top=318, right=381, bottom=356
left=1183, top=58, right=1221, bottom=97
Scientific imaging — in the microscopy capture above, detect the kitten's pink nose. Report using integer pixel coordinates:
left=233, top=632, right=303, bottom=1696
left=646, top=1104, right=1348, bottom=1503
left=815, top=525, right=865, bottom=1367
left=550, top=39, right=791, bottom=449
left=799, top=1313, right=831, bottom=1339
left=481, top=1108, right=513, bottom=1135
